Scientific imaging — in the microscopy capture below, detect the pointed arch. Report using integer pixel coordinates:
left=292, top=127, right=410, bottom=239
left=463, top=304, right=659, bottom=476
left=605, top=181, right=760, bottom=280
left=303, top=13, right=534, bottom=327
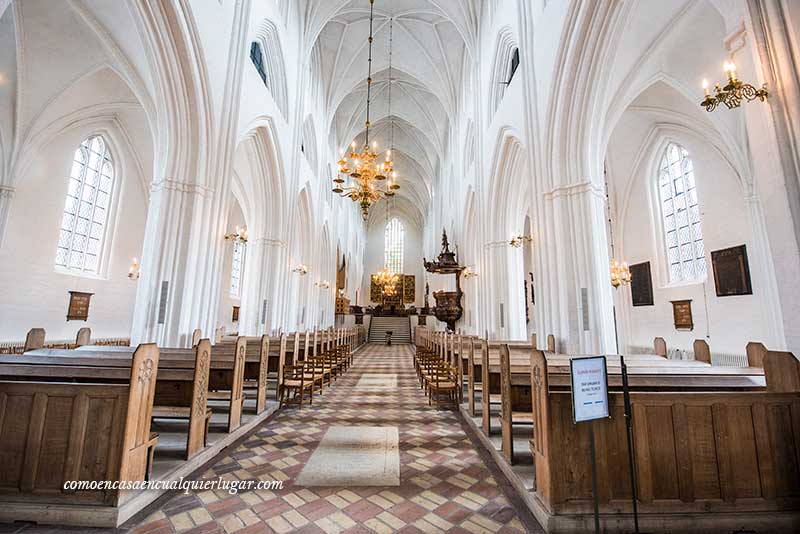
left=252, top=18, right=289, bottom=120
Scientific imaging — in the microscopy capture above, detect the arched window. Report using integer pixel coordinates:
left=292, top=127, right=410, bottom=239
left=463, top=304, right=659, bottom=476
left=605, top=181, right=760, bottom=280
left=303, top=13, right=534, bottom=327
left=384, top=218, right=404, bottom=274
left=507, top=48, right=520, bottom=84
left=56, top=135, right=115, bottom=274
left=250, top=41, right=267, bottom=85
left=659, top=143, right=706, bottom=282
left=230, top=241, right=245, bottom=297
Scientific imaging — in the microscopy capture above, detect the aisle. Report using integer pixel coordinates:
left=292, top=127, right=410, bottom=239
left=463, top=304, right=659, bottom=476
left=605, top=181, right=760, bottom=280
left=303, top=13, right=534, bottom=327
left=127, top=343, right=530, bottom=533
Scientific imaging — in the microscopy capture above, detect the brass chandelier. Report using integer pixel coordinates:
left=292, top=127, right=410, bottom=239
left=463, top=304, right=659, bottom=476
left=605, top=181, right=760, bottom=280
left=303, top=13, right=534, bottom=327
left=701, top=61, right=768, bottom=112
left=331, top=0, right=399, bottom=220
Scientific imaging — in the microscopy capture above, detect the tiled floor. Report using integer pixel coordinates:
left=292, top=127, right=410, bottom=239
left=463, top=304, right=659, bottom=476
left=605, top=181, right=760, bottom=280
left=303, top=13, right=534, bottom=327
left=3, top=343, right=535, bottom=534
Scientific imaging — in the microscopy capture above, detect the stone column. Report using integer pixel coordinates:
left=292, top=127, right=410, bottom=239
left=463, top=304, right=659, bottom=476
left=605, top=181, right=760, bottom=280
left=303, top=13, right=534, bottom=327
left=131, top=178, right=221, bottom=347
left=238, top=237, right=287, bottom=335
left=0, top=186, right=14, bottom=250
left=544, top=181, right=616, bottom=354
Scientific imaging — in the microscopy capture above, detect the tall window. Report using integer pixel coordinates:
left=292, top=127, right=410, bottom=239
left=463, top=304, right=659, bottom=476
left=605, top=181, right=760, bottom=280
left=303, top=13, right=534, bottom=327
left=250, top=41, right=267, bottom=85
left=384, top=218, right=404, bottom=274
left=508, top=48, right=520, bottom=84
left=230, top=241, right=245, bottom=297
left=56, top=135, right=114, bottom=274
left=659, top=143, right=706, bottom=282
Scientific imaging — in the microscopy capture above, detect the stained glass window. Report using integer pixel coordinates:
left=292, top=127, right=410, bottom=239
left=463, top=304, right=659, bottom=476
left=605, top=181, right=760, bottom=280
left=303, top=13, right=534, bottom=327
left=56, top=135, right=114, bottom=274
left=384, top=218, right=404, bottom=274
left=659, top=143, right=706, bottom=282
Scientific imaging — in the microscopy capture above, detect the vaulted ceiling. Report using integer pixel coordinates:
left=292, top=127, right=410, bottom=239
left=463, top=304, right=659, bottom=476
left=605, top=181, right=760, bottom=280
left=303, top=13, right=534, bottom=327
left=306, top=0, right=478, bottom=228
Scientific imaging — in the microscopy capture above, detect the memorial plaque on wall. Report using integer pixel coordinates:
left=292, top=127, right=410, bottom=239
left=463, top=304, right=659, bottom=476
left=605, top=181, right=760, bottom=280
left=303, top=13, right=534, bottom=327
left=232, top=306, right=240, bottom=322
left=711, top=244, right=752, bottom=297
left=671, top=299, right=693, bottom=331
left=67, top=291, right=94, bottom=321
left=630, top=261, right=654, bottom=307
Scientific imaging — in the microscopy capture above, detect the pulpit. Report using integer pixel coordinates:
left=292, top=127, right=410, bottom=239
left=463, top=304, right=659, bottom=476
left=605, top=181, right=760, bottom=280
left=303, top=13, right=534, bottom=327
left=423, top=229, right=464, bottom=331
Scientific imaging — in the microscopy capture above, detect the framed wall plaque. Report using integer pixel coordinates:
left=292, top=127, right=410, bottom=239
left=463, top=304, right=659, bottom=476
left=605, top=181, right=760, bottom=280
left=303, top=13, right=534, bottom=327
left=232, top=306, right=240, bottom=322
left=67, top=291, right=94, bottom=321
left=711, top=244, right=752, bottom=297
left=630, top=261, right=654, bottom=307
left=671, top=299, right=693, bottom=331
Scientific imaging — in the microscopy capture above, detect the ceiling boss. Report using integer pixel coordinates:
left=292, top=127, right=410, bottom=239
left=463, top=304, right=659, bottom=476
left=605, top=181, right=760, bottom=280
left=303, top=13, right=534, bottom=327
left=331, top=0, right=399, bottom=220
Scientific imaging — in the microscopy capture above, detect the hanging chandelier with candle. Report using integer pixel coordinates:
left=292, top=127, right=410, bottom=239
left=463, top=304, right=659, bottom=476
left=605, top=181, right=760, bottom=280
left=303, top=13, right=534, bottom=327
left=331, top=0, right=399, bottom=220
left=610, top=258, right=631, bottom=288
left=700, top=61, right=768, bottom=112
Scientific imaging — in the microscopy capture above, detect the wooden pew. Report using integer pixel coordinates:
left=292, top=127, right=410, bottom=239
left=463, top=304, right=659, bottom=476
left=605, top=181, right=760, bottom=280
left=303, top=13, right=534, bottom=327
left=499, top=344, right=533, bottom=463
left=18, top=341, right=213, bottom=460
left=0, top=344, right=160, bottom=506
left=205, top=337, right=247, bottom=432
left=75, top=338, right=246, bottom=433
left=527, top=349, right=799, bottom=527
left=216, top=335, right=271, bottom=413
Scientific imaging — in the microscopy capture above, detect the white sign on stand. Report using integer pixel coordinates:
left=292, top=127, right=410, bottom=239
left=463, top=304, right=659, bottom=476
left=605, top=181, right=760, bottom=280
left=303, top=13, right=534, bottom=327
left=570, top=356, right=609, bottom=423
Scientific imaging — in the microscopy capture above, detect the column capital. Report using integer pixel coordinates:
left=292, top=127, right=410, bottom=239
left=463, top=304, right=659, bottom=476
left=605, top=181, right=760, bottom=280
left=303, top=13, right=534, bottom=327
left=150, top=178, right=214, bottom=197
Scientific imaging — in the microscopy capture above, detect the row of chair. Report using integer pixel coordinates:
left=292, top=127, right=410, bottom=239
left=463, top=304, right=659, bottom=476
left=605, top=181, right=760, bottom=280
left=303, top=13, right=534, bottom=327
left=413, top=333, right=460, bottom=406
left=279, top=332, right=353, bottom=408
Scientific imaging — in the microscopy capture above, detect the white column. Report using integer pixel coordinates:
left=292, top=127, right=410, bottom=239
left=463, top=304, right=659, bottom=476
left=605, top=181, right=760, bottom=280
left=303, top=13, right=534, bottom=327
left=0, top=186, right=14, bottom=250
left=131, top=178, right=220, bottom=347
left=238, top=237, right=287, bottom=336
left=544, top=181, right=616, bottom=354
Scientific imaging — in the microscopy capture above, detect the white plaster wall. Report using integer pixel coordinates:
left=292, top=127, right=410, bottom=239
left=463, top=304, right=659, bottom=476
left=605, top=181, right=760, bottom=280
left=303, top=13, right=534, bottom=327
left=615, top=132, right=769, bottom=356
left=0, top=129, right=147, bottom=341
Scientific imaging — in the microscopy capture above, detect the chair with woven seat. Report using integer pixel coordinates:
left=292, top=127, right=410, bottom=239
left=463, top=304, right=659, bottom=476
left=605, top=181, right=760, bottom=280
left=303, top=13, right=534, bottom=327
left=280, top=362, right=314, bottom=408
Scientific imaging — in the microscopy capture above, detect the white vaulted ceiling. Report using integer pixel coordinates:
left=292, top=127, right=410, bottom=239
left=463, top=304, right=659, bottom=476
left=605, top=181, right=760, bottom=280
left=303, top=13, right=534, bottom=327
left=305, top=0, right=478, bottom=228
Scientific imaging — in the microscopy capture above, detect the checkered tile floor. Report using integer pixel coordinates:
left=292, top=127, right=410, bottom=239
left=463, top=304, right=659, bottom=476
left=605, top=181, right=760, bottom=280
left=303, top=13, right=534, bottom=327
left=4, top=344, right=532, bottom=534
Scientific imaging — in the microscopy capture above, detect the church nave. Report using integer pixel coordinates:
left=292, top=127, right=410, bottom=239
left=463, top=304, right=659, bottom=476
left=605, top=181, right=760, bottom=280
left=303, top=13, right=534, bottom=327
left=122, top=343, right=530, bottom=534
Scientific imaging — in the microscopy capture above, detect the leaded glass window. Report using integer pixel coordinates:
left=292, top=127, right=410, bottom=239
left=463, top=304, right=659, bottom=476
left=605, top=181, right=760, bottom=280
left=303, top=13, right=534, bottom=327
left=230, top=240, right=245, bottom=297
left=250, top=41, right=267, bottom=85
left=658, top=143, right=706, bottom=282
left=384, top=218, right=404, bottom=274
left=56, top=135, right=114, bottom=274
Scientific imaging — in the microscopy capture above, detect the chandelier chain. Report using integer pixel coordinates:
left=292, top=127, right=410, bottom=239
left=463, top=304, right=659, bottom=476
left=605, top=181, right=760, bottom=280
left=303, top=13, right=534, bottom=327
left=388, top=16, right=394, bottom=151
left=364, top=0, right=375, bottom=147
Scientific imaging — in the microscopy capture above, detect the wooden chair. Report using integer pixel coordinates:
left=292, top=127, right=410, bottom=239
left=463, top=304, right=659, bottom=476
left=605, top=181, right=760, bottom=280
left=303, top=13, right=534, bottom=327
left=279, top=362, right=314, bottom=408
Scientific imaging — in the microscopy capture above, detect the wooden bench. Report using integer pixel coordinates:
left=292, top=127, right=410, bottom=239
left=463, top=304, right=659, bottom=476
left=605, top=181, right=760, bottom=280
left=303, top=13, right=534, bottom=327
left=527, top=348, right=800, bottom=528
left=0, top=344, right=160, bottom=507
left=16, top=341, right=214, bottom=460
left=216, top=335, right=271, bottom=413
left=75, top=338, right=246, bottom=433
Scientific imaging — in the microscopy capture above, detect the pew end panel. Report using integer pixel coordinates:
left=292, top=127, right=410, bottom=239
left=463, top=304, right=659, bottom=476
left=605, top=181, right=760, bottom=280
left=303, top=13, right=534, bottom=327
left=764, top=351, right=800, bottom=393
left=75, top=328, right=91, bottom=347
left=256, top=335, right=270, bottom=413
left=24, top=328, right=46, bottom=352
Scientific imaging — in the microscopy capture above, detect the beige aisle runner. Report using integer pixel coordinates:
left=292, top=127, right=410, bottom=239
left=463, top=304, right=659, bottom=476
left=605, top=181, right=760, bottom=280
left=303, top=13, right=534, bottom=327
left=296, top=426, right=400, bottom=487
left=356, top=373, right=398, bottom=388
